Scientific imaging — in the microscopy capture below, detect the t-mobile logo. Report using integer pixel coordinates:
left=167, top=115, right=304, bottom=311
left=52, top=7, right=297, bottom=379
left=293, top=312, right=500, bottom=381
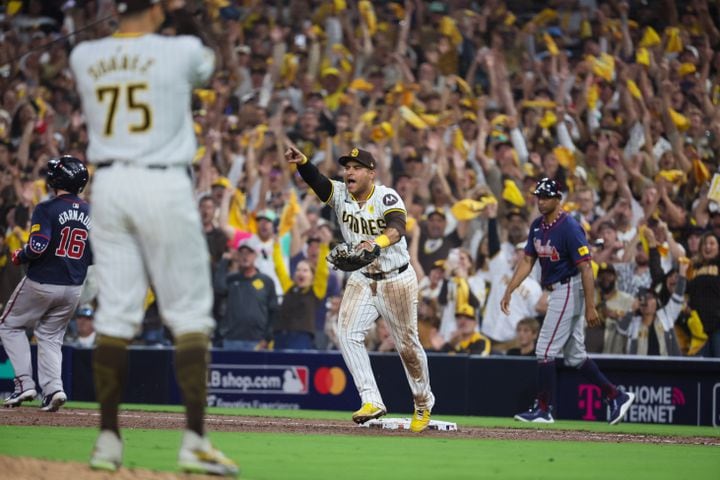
left=578, top=384, right=602, bottom=420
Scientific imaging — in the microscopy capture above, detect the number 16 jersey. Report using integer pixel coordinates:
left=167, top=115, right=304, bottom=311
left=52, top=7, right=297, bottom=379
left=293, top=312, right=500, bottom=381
left=26, top=194, right=92, bottom=286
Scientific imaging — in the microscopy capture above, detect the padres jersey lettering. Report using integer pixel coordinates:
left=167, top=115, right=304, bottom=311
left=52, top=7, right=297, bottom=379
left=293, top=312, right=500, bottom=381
left=328, top=182, right=409, bottom=273
left=70, top=34, right=214, bottom=166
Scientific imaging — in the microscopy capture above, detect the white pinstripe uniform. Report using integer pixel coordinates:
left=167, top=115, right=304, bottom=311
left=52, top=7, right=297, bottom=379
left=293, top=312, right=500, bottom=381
left=329, top=181, right=435, bottom=412
left=70, top=33, right=216, bottom=339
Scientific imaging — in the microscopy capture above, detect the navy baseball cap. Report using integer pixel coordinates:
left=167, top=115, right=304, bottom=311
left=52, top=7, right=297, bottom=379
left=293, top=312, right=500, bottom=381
left=533, top=178, right=562, bottom=199
left=339, top=148, right=376, bottom=170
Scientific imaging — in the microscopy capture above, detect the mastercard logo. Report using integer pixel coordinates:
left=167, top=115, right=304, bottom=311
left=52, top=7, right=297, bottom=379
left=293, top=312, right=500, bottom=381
left=314, top=367, right=347, bottom=395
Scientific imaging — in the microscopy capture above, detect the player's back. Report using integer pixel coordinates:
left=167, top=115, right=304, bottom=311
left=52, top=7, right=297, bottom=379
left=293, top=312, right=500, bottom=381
left=27, top=195, right=92, bottom=286
left=70, top=33, right=214, bottom=166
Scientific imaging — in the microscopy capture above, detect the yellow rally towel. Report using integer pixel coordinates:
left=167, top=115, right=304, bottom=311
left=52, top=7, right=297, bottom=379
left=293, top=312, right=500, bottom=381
left=636, top=47, right=650, bottom=67
left=439, top=16, right=463, bottom=46
left=452, top=128, right=467, bottom=156
left=359, top=110, right=378, bottom=124
left=521, top=99, right=557, bottom=109
left=450, top=197, right=498, bottom=220
left=627, top=79, right=643, bottom=100
left=655, top=169, right=686, bottom=184
left=678, top=63, right=696, bottom=76
left=665, top=27, right=682, bottom=53
left=589, top=53, right=615, bottom=82
left=687, top=310, right=708, bottom=356
left=358, top=1, right=377, bottom=35
left=580, top=19, right=592, bottom=39
left=502, top=179, right=526, bottom=207
left=639, top=26, right=661, bottom=47
left=370, top=122, right=394, bottom=142
left=333, top=0, right=347, bottom=12
left=504, top=11, right=516, bottom=26
left=692, top=158, right=711, bottom=184
left=530, top=8, right=558, bottom=26
left=399, top=105, right=429, bottom=129
left=543, top=33, right=559, bottom=56
left=194, top=89, right=217, bottom=106
left=668, top=108, right=689, bottom=131
left=349, top=77, right=374, bottom=92
left=553, top=146, right=575, bottom=171
left=452, top=75, right=473, bottom=96
left=588, top=81, right=604, bottom=110
left=278, top=190, right=301, bottom=236
left=538, top=110, right=558, bottom=129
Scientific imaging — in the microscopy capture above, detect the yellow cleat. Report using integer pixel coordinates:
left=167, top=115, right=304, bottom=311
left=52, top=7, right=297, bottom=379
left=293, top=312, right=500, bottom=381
left=410, top=409, right=431, bottom=433
left=352, top=403, right=387, bottom=424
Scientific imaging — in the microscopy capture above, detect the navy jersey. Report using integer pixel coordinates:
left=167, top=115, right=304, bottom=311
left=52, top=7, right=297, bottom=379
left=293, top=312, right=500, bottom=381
left=23, top=194, right=92, bottom=286
left=524, top=211, right=591, bottom=287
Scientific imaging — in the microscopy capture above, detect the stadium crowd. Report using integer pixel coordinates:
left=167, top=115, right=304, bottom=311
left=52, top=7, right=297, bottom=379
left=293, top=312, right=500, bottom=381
left=1, top=0, right=719, bottom=358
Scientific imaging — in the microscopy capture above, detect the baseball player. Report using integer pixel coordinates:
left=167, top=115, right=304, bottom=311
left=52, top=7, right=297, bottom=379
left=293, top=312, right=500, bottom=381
left=286, top=146, right=435, bottom=433
left=0, top=155, right=91, bottom=413
left=70, top=0, right=237, bottom=475
left=500, top=178, right=635, bottom=424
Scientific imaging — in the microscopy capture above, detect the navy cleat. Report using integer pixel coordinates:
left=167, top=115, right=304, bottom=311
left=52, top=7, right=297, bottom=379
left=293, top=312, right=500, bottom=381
left=608, top=390, right=635, bottom=425
left=514, top=401, right=554, bottom=423
left=40, top=391, right=67, bottom=412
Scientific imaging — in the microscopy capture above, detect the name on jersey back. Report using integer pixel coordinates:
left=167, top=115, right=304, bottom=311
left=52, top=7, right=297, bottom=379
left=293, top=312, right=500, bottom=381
left=59, top=208, right=91, bottom=228
left=88, top=54, right=155, bottom=81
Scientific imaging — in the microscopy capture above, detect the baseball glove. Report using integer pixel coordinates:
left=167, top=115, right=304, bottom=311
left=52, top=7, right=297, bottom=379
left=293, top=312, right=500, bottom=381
left=327, top=242, right=380, bottom=271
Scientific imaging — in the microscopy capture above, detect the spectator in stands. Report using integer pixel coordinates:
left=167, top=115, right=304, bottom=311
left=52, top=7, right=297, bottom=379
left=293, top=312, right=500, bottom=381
left=214, top=238, right=278, bottom=350
left=439, top=305, right=491, bottom=356
left=687, top=233, right=720, bottom=357
left=588, top=263, right=635, bottom=354
left=615, top=258, right=689, bottom=356
left=369, top=318, right=396, bottom=353
left=69, top=305, right=96, bottom=349
left=272, top=236, right=329, bottom=350
left=506, top=318, right=540, bottom=357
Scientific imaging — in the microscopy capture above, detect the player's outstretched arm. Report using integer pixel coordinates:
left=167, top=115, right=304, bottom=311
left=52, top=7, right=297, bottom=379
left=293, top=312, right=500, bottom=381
left=285, top=147, right=333, bottom=203
left=500, top=254, right=535, bottom=315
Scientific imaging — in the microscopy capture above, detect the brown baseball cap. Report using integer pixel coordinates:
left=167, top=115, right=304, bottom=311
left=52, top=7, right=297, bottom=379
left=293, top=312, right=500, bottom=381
left=338, top=148, right=376, bottom=169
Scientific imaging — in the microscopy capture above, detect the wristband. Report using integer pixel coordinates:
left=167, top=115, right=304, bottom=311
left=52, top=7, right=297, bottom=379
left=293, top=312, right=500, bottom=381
left=374, top=234, right=391, bottom=248
left=298, top=153, right=308, bottom=165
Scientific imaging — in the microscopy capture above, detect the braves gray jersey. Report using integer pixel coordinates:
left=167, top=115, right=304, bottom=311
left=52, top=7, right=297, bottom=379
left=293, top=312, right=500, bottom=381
left=328, top=181, right=409, bottom=273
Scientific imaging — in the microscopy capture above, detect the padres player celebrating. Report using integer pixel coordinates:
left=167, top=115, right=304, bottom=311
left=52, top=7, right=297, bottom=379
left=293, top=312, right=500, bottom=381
left=70, top=0, right=237, bottom=475
left=501, top=178, right=635, bottom=424
left=286, top=146, right=435, bottom=433
left=1, top=156, right=91, bottom=413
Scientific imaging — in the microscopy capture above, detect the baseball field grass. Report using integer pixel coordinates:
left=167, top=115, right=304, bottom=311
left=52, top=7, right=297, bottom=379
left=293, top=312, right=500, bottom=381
left=1, top=402, right=719, bottom=479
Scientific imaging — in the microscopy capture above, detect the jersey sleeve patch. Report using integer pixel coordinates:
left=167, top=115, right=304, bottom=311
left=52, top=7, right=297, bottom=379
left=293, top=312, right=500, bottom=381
left=28, top=234, right=50, bottom=254
left=578, top=245, right=589, bottom=256
left=30, top=224, right=41, bottom=233
left=382, top=194, right=399, bottom=206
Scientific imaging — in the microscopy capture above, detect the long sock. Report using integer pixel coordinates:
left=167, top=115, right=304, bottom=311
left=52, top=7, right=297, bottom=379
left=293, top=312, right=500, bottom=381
left=578, top=358, right=618, bottom=399
left=536, top=360, right=556, bottom=412
left=93, top=335, right=131, bottom=434
left=175, top=333, right=209, bottom=436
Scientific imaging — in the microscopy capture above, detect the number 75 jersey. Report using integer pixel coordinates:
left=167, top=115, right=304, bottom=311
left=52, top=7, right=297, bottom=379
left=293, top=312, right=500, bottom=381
left=69, top=33, right=215, bottom=166
left=26, top=194, right=92, bottom=286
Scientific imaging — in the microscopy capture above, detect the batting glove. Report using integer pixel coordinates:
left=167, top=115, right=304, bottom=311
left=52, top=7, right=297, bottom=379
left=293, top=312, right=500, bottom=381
left=10, top=248, right=23, bottom=266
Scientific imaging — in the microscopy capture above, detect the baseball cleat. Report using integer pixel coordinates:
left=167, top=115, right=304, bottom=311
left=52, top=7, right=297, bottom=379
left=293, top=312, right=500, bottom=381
left=410, top=409, right=431, bottom=433
left=352, top=403, right=387, bottom=424
left=608, top=390, right=636, bottom=425
left=178, top=430, right=239, bottom=477
left=3, top=388, right=37, bottom=408
left=514, top=402, right=555, bottom=423
left=89, top=430, right=123, bottom=472
left=40, top=391, right=67, bottom=412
